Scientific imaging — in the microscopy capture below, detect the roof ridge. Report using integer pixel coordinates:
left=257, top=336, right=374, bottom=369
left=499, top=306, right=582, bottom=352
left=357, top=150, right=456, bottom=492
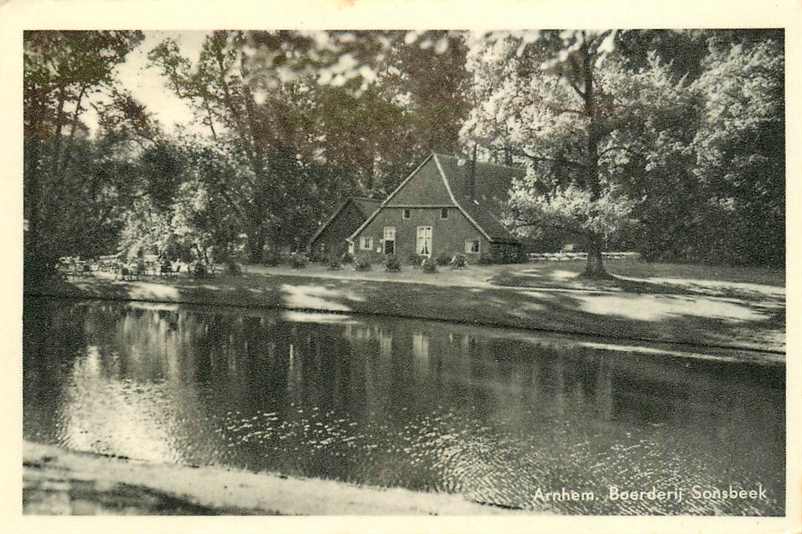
left=432, top=151, right=525, bottom=173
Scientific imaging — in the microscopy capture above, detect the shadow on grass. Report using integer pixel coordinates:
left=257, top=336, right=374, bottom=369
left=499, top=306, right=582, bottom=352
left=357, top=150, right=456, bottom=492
left=491, top=268, right=785, bottom=306
left=26, top=271, right=786, bottom=355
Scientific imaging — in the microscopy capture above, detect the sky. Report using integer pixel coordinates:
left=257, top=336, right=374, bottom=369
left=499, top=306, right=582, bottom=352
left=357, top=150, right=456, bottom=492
left=86, top=31, right=211, bottom=136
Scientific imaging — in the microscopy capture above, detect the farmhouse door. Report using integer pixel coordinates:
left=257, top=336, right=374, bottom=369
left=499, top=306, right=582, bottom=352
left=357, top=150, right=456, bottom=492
left=383, top=226, right=396, bottom=255
left=416, top=226, right=432, bottom=256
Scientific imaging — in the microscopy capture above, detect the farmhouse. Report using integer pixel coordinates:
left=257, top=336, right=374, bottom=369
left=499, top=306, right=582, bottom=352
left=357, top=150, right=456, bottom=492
left=346, top=152, right=525, bottom=263
left=309, top=197, right=382, bottom=259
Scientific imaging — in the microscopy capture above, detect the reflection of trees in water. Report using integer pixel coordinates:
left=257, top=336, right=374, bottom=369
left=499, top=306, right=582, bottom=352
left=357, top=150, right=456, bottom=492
left=23, top=299, right=92, bottom=442
left=23, top=300, right=784, bottom=512
left=27, top=302, right=783, bottom=438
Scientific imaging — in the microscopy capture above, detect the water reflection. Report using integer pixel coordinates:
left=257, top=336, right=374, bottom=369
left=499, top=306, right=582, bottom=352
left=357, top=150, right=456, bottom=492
left=23, top=298, right=785, bottom=515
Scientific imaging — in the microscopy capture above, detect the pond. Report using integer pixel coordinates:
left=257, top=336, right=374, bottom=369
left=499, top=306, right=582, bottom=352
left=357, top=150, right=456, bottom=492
left=23, top=297, right=785, bottom=515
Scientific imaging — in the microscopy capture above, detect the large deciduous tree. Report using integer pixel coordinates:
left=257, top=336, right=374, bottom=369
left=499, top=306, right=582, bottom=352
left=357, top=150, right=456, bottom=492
left=690, top=36, right=784, bottom=266
left=149, top=30, right=471, bottom=260
left=463, top=29, right=784, bottom=272
left=463, top=31, right=642, bottom=276
left=24, top=30, right=145, bottom=284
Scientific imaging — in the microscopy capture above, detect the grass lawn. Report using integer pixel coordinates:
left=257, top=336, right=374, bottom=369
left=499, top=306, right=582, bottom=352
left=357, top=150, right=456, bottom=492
left=489, top=259, right=785, bottom=303
left=30, top=264, right=786, bottom=357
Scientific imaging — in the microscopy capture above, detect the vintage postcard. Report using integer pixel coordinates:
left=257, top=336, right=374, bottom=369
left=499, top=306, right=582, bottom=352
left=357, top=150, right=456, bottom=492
left=1, top=0, right=799, bottom=533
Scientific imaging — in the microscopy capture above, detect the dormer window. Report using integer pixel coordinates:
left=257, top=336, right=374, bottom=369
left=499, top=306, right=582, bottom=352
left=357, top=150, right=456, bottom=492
left=440, top=208, right=449, bottom=219
left=402, top=209, right=411, bottom=219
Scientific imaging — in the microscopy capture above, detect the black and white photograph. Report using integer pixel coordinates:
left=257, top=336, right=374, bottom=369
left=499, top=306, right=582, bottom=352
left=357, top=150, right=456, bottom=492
left=5, top=0, right=800, bottom=530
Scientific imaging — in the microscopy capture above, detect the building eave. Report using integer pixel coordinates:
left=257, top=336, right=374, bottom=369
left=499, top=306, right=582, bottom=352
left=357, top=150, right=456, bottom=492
left=308, top=199, right=353, bottom=248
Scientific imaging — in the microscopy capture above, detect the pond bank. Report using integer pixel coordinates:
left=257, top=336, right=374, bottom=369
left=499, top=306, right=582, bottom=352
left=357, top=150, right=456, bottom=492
left=26, top=270, right=785, bottom=361
left=24, top=441, right=513, bottom=515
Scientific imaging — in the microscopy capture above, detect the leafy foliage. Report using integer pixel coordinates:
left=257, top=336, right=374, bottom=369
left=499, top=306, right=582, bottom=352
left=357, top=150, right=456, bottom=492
left=383, top=254, right=402, bottom=272
left=290, top=253, right=309, bottom=269
left=451, top=254, right=467, bottom=269
left=23, top=29, right=784, bottom=285
left=421, top=257, right=438, bottom=273
left=463, top=29, right=784, bottom=270
left=354, top=256, right=372, bottom=271
left=24, top=30, right=145, bottom=285
left=435, top=252, right=452, bottom=266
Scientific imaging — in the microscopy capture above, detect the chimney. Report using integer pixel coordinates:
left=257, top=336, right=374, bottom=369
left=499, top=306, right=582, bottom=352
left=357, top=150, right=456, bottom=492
left=468, top=143, right=477, bottom=200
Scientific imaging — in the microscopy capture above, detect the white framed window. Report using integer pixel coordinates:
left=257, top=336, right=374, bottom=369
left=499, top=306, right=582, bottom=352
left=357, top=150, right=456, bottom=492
left=465, top=239, right=481, bottom=254
left=360, top=236, right=373, bottom=250
left=416, top=226, right=432, bottom=256
left=402, top=208, right=411, bottom=219
left=383, top=226, right=396, bottom=255
left=440, top=208, right=449, bottom=219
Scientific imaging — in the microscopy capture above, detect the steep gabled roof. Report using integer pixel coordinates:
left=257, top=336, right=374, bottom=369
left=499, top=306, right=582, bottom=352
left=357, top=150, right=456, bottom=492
left=433, top=153, right=525, bottom=242
left=346, top=155, right=435, bottom=242
left=347, top=152, right=525, bottom=244
left=351, top=197, right=382, bottom=218
left=309, top=197, right=382, bottom=247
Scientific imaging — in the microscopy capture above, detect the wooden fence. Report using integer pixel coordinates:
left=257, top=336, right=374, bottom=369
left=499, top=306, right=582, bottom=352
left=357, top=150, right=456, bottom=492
left=527, top=252, right=641, bottom=262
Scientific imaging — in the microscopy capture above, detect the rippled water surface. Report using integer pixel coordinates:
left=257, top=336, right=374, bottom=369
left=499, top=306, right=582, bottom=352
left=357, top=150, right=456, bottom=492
left=23, top=298, right=785, bottom=515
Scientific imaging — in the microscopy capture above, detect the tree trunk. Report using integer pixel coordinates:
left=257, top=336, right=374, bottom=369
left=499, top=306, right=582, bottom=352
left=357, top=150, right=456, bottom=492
left=584, top=235, right=607, bottom=278
left=247, top=226, right=266, bottom=263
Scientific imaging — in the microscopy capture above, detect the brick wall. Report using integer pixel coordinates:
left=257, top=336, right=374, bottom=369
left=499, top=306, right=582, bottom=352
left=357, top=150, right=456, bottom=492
left=352, top=206, right=490, bottom=263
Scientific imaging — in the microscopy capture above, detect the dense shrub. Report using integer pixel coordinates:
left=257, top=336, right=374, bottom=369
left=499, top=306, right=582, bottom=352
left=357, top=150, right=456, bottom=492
left=435, top=252, right=452, bottom=266
left=226, top=260, right=242, bottom=275
left=327, top=258, right=342, bottom=270
left=290, top=253, right=308, bottom=269
left=384, top=254, right=401, bottom=272
left=354, top=256, right=372, bottom=271
left=421, top=257, right=437, bottom=273
left=263, top=253, right=282, bottom=267
left=451, top=254, right=467, bottom=269
left=477, top=255, right=494, bottom=265
left=341, top=252, right=354, bottom=264
left=193, top=262, right=208, bottom=278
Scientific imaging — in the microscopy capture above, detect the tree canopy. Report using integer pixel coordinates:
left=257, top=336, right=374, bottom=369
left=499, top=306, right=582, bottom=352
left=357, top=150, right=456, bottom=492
left=23, top=29, right=785, bottom=283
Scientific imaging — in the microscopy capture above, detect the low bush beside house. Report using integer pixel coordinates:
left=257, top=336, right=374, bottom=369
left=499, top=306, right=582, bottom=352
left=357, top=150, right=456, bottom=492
left=327, top=258, right=342, bottom=270
left=263, top=253, right=282, bottom=267
left=451, top=254, right=467, bottom=269
left=435, top=252, right=451, bottom=266
left=341, top=252, right=354, bottom=264
left=160, top=259, right=174, bottom=277
left=384, top=255, right=401, bottom=272
left=290, top=254, right=308, bottom=269
left=226, top=260, right=242, bottom=276
left=193, top=262, right=208, bottom=278
left=408, top=254, right=423, bottom=268
left=354, top=256, right=372, bottom=271
left=421, top=257, right=437, bottom=273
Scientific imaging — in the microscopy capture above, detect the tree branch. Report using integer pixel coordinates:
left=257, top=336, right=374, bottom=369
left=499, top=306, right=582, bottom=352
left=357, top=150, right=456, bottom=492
left=546, top=104, right=585, bottom=116
left=520, top=149, right=586, bottom=169
left=511, top=218, right=585, bottom=237
left=598, top=145, right=639, bottom=159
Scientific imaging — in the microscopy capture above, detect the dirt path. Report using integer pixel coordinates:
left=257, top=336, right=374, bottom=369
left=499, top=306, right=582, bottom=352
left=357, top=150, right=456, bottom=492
left=23, top=441, right=518, bottom=515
